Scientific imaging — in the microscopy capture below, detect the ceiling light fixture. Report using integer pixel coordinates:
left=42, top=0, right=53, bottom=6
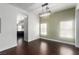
left=39, top=3, right=51, bottom=17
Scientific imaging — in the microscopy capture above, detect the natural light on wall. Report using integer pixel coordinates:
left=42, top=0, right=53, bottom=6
left=59, top=20, right=73, bottom=39
left=41, top=23, right=47, bottom=36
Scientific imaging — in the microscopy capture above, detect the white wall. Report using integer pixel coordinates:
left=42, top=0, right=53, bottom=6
left=10, top=4, right=40, bottom=42
left=27, top=13, right=39, bottom=42
left=75, top=4, right=79, bottom=47
left=24, top=16, right=28, bottom=42
left=0, top=3, right=39, bottom=52
left=0, top=3, right=28, bottom=51
left=9, top=4, right=40, bottom=42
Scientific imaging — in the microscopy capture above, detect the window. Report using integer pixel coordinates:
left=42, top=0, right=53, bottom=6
left=59, top=21, right=73, bottom=38
left=41, top=23, right=47, bottom=35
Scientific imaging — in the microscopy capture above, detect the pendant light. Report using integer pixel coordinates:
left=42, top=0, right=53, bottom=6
left=39, top=3, right=51, bottom=17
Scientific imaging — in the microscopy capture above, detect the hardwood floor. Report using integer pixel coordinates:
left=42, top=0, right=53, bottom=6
left=28, top=39, right=79, bottom=55
left=0, top=37, right=79, bottom=55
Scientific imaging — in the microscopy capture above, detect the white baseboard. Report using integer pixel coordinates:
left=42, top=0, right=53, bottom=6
left=40, top=37, right=75, bottom=45
left=28, top=38, right=39, bottom=43
left=25, top=37, right=75, bottom=45
left=0, top=43, right=17, bottom=52
left=24, top=39, right=28, bottom=42
left=24, top=38, right=39, bottom=43
left=75, top=43, right=79, bottom=48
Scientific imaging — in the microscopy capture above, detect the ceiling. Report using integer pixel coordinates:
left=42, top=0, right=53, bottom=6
left=10, top=3, right=42, bottom=11
left=9, top=3, right=77, bottom=14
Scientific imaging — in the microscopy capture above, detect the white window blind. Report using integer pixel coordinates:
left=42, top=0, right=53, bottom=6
left=41, top=23, right=47, bottom=36
left=59, top=21, right=73, bottom=38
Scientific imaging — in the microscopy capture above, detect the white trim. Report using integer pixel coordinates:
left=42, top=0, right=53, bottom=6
left=75, top=44, right=79, bottom=48
left=24, top=39, right=28, bottom=42
left=0, top=43, right=17, bottom=52
left=28, top=39, right=39, bottom=43
left=40, top=37, right=75, bottom=45
left=25, top=37, right=75, bottom=45
left=24, top=38, right=39, bottom=42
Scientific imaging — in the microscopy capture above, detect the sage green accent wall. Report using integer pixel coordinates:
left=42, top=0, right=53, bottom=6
left=40, top=8, right=75, bottom=43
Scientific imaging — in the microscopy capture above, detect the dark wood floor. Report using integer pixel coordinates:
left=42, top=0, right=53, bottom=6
left=0, top=36, right=79, bottom=55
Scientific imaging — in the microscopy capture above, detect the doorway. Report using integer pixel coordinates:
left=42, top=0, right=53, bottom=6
left=17, top=13, right=28, bottom=42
